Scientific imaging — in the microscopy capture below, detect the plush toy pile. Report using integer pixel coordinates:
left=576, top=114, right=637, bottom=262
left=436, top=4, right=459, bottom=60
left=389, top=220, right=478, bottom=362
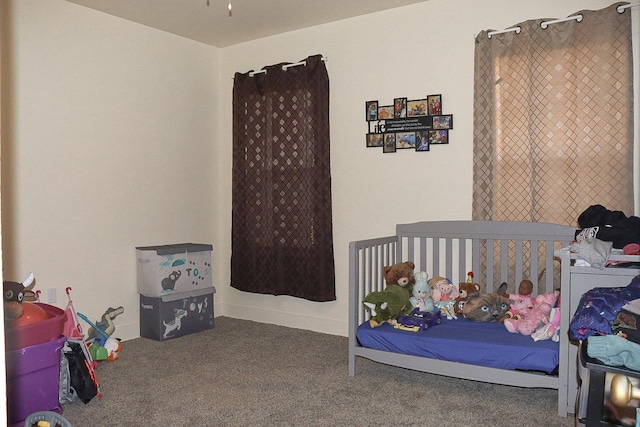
left=504, top=290, right=560, bottom=337
left=362, top=263, right=562, bottom=342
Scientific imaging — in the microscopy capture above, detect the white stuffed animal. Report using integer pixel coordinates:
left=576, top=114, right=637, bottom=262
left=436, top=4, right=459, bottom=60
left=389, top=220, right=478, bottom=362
left=410, top=271, right=435, bottom=313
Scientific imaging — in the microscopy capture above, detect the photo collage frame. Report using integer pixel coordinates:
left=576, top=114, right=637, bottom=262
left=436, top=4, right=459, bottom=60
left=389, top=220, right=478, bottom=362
left=365, top=94, right=453, bottom=153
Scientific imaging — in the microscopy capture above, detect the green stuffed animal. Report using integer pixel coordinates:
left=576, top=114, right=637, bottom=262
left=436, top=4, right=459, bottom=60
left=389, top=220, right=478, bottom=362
left=363, top=285, right=412, bottom=327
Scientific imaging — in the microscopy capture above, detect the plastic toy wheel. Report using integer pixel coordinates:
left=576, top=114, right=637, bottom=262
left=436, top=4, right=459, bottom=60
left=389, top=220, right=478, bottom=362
left=23, top=410, right=73, bottom=427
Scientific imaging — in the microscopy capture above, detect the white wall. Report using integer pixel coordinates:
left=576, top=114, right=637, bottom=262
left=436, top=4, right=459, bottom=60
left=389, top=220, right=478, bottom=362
left=217, top=0, right=619, bottom=335
left=1, top=0, right=623, bottom=342
left=1, top=0, right=220, bottom=340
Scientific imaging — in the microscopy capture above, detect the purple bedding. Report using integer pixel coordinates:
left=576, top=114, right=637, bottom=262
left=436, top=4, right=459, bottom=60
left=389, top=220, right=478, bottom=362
left=357, top=317, right=559, bottom=374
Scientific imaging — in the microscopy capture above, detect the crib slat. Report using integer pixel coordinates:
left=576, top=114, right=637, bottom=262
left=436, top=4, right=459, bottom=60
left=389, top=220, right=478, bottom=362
left=500, top=239, right=508, bottom=284
left=544, top=240, right=555, bottom=294
left=445, top=237, right=453, bottom=279
left=486, top=239, right=495, bottom=292
left=458, top=239, right=467, bottom=285
left=530, top=240, right=539, bottom=293
left=514, top=239, right=523, bottom=286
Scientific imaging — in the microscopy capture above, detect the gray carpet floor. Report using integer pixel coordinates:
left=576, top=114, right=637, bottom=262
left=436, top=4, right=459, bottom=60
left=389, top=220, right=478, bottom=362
left=60, top=316, right=576, bottom=426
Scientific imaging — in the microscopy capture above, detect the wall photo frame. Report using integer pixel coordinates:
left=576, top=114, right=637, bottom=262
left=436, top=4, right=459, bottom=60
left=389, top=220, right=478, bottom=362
left=366, top=133, right=383, bottom=147
left=432, top=114, right=453, bottom=130
left=365, top=94, right=452, bottom=153
left=429, top=130, right=449, bottom=145
left=378, top=105, right=394, bottom=120
left=407, top=99, right=428, bottom=117
left=395, top=131, right=416, bottom=149
left=394, top=98, right=407, bottom=118
left=366, top=101, right=378, bottom=122
left=416, top=131, right=430, bottom=152
left=383, top=134, right=397, bottom=153
left=427, top=94, right=442, bottom=115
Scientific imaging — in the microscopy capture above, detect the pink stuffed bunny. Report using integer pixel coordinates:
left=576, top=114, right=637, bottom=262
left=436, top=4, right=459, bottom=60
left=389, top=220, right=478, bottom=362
left=504, top=290, right=559, bottom=336
left=499, top=280, right=534, bottom=323
left=531, top=306, right=561, bottom=342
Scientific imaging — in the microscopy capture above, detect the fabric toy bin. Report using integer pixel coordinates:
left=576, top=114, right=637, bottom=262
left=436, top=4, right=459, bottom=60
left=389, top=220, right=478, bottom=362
left=5, top=335, right=66, bottom=426
left=136, top=243, right=213, bottom=297
left=139, top=286, right=215, bottom=341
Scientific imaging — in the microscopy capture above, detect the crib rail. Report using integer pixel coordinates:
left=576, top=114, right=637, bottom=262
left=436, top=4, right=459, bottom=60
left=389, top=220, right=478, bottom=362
left=348, top=220, right=579, bottom=416
left=349, top=235, right=397, bottom=328
left=397, top=220, right=576, bottom=294
left=348, top=221, right=576, bottom=373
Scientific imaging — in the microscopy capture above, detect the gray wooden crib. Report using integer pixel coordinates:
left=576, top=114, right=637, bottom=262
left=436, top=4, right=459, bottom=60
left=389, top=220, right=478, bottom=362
left=348, top=220, right=577, bottom=416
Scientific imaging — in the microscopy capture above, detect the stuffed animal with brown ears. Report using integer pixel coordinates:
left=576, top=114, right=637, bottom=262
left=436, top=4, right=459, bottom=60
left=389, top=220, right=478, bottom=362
left=384, top=261, right=416, bottom=294
left=454, top=281, right=481, bottom=316
left=3, top=272, right=37, bottom=321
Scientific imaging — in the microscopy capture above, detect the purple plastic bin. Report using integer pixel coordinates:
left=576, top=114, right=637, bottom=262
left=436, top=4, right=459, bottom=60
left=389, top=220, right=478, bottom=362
left=6, top=335, right=65, bottom=426
left=4, top=303, right=65, bottom=351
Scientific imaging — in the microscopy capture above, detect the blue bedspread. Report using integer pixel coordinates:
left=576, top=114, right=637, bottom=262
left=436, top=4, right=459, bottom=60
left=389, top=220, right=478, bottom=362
left=357, top=317, right=559, bottom=374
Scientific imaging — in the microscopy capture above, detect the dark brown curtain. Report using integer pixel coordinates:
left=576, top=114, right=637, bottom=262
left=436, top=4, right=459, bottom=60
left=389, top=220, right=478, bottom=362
left=473, top=3, right=633, bottom=225
left=231, top=54, right=335, bottom=302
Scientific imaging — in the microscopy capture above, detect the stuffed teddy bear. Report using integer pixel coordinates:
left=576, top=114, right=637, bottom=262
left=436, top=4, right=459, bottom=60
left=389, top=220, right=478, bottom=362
left=363, top=285, right=412, bottom=327
left=454, top=281, right=481, bottom=316
left=410, top=271, right=435, bottom=313
left=430, top=276, right=459, bottom=320
left=504, top=290, right=559, bottom=336
left=498, top=279, right=534, bottom=323
left=384, top=261, right=416, bottom=293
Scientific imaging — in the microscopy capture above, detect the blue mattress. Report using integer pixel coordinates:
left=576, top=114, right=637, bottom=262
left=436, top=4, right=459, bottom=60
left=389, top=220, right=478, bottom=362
left=357, top=317, right=559, bottom=374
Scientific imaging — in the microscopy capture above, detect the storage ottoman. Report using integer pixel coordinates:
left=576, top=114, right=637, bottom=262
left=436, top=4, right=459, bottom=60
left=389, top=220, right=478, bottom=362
left=136, top=243, right=213, bottom=297
left=139, top=287, right=215, bottom=341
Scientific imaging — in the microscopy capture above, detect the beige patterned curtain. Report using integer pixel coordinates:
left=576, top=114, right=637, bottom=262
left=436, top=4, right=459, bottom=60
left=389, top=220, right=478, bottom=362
left=473, top=3, right=634, bottom=225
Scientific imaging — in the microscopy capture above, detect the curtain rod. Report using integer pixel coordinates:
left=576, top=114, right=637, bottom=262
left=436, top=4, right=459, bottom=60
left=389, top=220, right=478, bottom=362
left=540, top=14, right=582, bottom=29
left=248, top=56, right=327, bottom=77
left=487, top=3, right=638, bottom=38
left=618, top=2, right=639, bottom=12
left=487, top=26, right=521, bottom=38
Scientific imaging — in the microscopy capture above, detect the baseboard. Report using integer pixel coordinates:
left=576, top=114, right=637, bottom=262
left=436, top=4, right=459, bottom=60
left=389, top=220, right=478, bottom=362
left=219, top=302, right=347, bottom=337
left=108, top=321, right=140, bottom=342
left=108, top=302, right=348, bottom=342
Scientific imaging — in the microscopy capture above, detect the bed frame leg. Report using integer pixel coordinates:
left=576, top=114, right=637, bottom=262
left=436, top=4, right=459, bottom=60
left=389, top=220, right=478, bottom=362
left=349, top=353, right=355, bottom=376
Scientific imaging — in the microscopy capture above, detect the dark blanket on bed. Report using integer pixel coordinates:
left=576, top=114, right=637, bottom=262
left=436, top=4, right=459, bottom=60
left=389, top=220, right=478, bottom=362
left=569, top=274, right=640, bottom=340
left=357, top=317, right=559, bottom=374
